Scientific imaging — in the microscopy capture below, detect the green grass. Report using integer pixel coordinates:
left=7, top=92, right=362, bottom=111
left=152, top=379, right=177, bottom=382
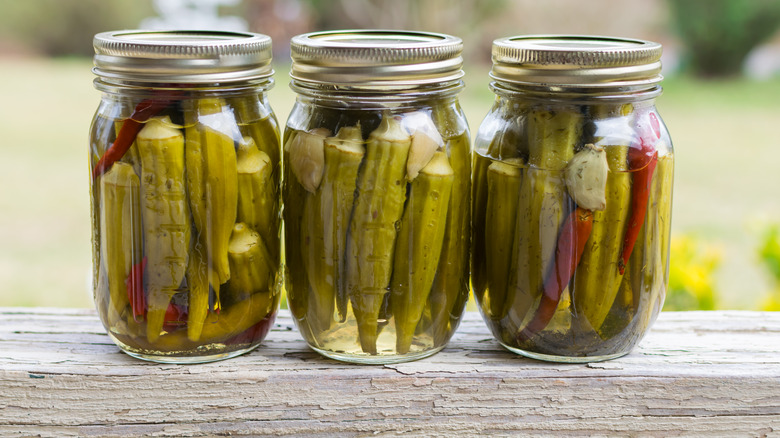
left=1, top=57, right=778, bottom=309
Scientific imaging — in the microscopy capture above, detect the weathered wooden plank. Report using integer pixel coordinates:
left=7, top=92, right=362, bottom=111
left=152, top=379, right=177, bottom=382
left=1, top=308, right=779, bottom=436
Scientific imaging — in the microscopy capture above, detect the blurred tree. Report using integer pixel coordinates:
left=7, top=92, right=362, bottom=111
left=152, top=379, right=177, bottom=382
left=0, top=0, right=154, bottom=57
left=297, top=0, right=506, bottom=63
left=667, top=0, right=780, bottom=77
left=244, top=0, right=315, bottom=59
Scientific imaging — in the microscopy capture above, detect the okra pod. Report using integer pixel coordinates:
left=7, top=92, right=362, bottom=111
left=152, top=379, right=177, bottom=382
left=186, top=240, right=209, bottom=342
left=136, top=116, right=190, bottom=343
left=236, top=136, right=277, bottom=258
left=507, top=108, right=581, bottom=330
left=472, top=117, right=523, bottom=299
left=483, top=158, right=524, bottom=320
left=346, top=114, right=411, bottom=354
left=429, top=130, right=472, bottom=346
left=185, top=98, right=239, bottom=293
left=391, top=151, right=454, bottom=354
left=573, top=144, right=631, bottom=333
left=301, top=125, right=365, bottom=333
left=228, top=222, right=274, bottom=297
left=98, top=161, right=142, bottom=318
left=282, top=131, right=312, bottom=322
left=229, top=95, right=281, bottom=172
left=629, top=152, right=673, bottom=330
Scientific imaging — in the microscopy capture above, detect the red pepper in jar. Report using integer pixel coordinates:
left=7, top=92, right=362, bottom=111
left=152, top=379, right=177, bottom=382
left=518, top=207, right=594, bottom=341
left=618, top=111, right=661, bottom=275
left=93, top=98, right=169, bottom=180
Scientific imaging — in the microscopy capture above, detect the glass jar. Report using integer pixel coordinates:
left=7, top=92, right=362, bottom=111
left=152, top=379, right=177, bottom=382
left=472, top=35, right=674, bottom=362
left=89, top=30, right=282, bottom=363
left=283, top=30, right=471, bottom=364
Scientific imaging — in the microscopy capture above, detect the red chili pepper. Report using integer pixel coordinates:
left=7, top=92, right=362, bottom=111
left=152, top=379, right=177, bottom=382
left=518, top=207, right=594, bottom=342
left=163, top=302, right=188, bottom=331
left=92, top=98, right=169, bottom=180
left=125, top=257, right=147, bottom=322
left=618, top=111, right=661, bottom=275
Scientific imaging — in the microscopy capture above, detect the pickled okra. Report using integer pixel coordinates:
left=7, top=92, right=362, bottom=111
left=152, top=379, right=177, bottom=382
left=228, top=223, right=274, bottom=297
left=90, top=97, right=281, bottom=355
left=186, top=240, right=210, bottom=342
left=285, top=103, right=470, bottom=358
left=427, top=104, right=472, bottom=347
left=505, top=108, right=581, bottom=330
left=391, top=151, right=453, bottom=354
left=573, top=112, right=632, bottom=333
left=99, top=162, right=142, bottom=318
left=185, top=98, right=239, bottom=295
left=90, top=30, right=281, bottom=363
left=347, top=114, right=412, bottom=354
left=473, top=101, right=673, bottom=358
left=236, top=136, right=276, bottom=257
left=282, top=130, right=314, bottom=324
left=301, top=125, right=364, bottom=333
left=482, top=158, right=523, bottom=320
left=136, top=117, right=190, bottom=343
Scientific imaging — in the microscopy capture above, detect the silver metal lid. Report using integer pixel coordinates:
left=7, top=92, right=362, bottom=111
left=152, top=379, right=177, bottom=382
left=93, top=30, right=273, bottom=84
left=491, top=35, right=663, bottom=88
left=290, top=30, right=464, bottom=86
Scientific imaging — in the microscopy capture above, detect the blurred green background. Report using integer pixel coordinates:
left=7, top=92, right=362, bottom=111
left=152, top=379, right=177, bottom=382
left=1, top=0, right=780, bottom=311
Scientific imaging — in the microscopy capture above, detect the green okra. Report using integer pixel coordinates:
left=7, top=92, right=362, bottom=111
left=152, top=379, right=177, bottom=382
left=471, top=154, right=492, bottom=301
left=99, top=161, right=142, bottom=318
left=483, top=158, right=525, bottom=320
left=391, top=151, right=454, bottom=354
left=429, top=131, right=472, bottom=346
left=506, top=108, right=581, bottom=328
left=229, top=95, right=281, bottom=173
left=236, top=136, right=277, bottom=259
left=186, top=240, right=209, bottom=342
left=573, top=143, right=631, bottom=333
left=228, top=222, right=274, bottom=297
left=90, top=114, right=116, bottom=300
left=629, top=152, right=673, bottom=331
left=185, top=98, right=239, bottom=295
left=346, top=113, right=411, bottom=354
left=282, top=130, right=311, bottom=323
left=136, top=117, right=190, bottom=343
left=287, top=127, right=329, bottom=333
left=301, top=125, right=365, bottom=334
left=472, top=103, right=528, bottom=298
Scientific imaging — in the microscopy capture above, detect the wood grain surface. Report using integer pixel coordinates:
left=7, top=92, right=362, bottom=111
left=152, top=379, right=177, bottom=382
left=1, top=308, right=779, bottom=437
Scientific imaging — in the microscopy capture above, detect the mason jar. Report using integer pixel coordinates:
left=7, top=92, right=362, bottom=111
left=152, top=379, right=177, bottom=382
left=283, top=30, right=471, bottom=364
left=472, top=35, right=674, bottom=362
left=89, top=30, right=282, bottom=363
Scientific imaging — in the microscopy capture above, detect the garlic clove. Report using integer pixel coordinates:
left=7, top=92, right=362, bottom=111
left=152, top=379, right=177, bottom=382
left=401, top=111, right=444, bottom=181
left=288, top=127, right=330, bottom=193
left=564, top=143, right=608, bottom=211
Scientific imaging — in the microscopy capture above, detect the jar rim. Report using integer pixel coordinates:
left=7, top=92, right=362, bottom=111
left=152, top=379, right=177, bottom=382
left=93, top=30, right=274, bottom=84
left=290, top=29, right=464, bottom=87
left=490, top=35, right=663, bottom=88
